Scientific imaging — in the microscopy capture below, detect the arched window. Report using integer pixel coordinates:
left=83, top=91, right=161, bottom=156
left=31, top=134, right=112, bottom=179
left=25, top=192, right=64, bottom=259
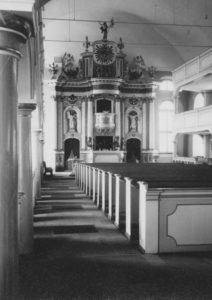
left=192, top=134, right=204, bottom=157
left=194, top=93, right=205, bottom=109
left=159, top=101, right=174, bottom=152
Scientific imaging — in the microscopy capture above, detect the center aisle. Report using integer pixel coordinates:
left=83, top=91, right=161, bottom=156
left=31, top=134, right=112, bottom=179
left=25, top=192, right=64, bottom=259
left=19, top=174, right=212, bottom=300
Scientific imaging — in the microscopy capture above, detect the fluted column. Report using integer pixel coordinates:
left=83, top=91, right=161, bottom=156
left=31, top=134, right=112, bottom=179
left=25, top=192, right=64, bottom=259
left=18, top=103, right=36, bottom=254
left=142, top=101, right=147, bottom=149
left=141, top=98, right=157, bottom=162
left=0, top=12, right=32, bottom=300
left=81, top=98, right=86, bottom=149
left=55, top=97, right=64, bottom=170
left=149, top=99, right=156, bottom=149
left=56, top=98, right=63, bottom=150
left=87, top=97, right=93, bottom=147
left=115, top=97, right=121, bottom=138
left=33, top=129, right=43, bottom=199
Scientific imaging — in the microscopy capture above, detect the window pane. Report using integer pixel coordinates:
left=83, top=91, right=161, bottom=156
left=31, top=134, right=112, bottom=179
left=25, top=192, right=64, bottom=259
left=193, top=134, right=204, bottom=156
left=167, top=113, right=174, bottom=129
left=159, top=133, right=167, bottom=152
left=167, top=133, right=173, bottom=152
left=159, top=101, right=174, bottom=153
left=159, top=112, right=167, bottom=130
left=194, top=93, right=205, bottom=109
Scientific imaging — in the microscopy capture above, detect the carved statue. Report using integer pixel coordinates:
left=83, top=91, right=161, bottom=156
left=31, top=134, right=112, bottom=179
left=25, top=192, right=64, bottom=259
left=67, top=110, right=77, bottom=131
left=49, top=62, right=58, bottom=79
left=129, top=113, right=138, bottom=132
left=59, top=53, right=79, bottom=80
left=128, top=55, right=146, bottom=81
left=99, top=18, right=114, bottom=40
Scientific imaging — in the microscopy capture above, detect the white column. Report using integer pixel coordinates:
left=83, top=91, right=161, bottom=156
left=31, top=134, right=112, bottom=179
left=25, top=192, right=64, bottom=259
left=56, top=98, right=63, bottom=150
left=115, top=97, right=121, bottom=137
left=85, top=165, right=88, bottom=194
left=97, top=169, right=101, bottom=207
left=18, top=103, right=36, bottom=254
left=125, top=177, right=132, bottom=239
left=33, top=129, right=43, bottom=200
left=142, top=101, right=147, bottom=149
left=89, top=167, right=92, bottom=197
left=0, top=17, right=31, bottom=300
left=92, top=168, right=96, bottom=202
left=115, top=174, right=121, bottom=227
left=108, top=172, right=113, bottom=220
left=101, top=171, right=106, bottom=212
left=81, top=98, right=86, bottom=149
left=87, top=97, right=93, bottom=146
left=149, top=99, right=156, bottom=149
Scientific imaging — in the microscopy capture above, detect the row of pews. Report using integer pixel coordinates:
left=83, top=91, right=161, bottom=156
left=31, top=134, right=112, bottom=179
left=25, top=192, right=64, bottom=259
left=75, top=163, right=212, bottom=254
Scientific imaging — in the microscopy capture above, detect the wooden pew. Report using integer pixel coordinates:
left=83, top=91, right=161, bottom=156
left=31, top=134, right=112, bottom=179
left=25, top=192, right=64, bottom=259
left=76, top=162, right=212, bottom=254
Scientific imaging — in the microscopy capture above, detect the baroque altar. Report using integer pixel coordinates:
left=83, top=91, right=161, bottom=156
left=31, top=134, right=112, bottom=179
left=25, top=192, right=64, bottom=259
left=52, top=20, right=159, bottom=170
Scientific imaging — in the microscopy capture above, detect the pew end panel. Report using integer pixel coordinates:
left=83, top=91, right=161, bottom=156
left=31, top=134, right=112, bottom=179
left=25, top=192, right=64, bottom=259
left=114, top=175, right=126, bottom=231
left=119, top=178, right=126, bottom=233
left=159, top=189, right=212, bottom=253
left=138, top=182, right=160, bottom=254
left=130, top=183, right=139, bottom=241
left=111, top=175, right=116, bottom=221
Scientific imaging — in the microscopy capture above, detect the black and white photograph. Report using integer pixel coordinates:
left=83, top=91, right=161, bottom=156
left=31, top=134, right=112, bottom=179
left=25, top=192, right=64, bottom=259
left=1, top=1, right=212, bottom=299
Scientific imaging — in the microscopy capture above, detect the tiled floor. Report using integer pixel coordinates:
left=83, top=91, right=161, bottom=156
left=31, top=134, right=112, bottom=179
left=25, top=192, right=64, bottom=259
left=19, top=174, right=212, bottom=300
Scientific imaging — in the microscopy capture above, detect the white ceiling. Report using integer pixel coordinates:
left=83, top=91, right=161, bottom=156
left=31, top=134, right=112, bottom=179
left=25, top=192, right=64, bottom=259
left=1, top=0, right=212, bottom=80
left=0, top=0, right=35, bottom=11
left=42, top=0, right=212, bottom=75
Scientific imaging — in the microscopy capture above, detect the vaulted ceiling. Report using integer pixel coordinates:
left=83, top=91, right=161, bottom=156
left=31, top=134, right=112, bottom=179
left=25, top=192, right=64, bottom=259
left=41, top=0, right=212, bottom=76
left=1, top=0, right=212, bottom=76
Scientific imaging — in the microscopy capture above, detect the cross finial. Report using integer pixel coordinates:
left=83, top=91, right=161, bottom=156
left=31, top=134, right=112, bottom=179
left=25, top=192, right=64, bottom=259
left=83, top=36, right=91, bottom=52
left=117, top=37, right=124, bottom=52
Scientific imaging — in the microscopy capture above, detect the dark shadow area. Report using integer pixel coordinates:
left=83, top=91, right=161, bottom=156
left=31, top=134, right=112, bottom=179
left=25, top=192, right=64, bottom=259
left=34, top=225, right=97, bottom=235
left=19, top=237, right=212, bottom=300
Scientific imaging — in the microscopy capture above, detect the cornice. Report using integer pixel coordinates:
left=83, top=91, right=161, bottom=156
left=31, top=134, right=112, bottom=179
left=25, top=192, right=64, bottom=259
left=55, top=77, right=156, bottom=95
left=18, top=103, right=37, bottom=112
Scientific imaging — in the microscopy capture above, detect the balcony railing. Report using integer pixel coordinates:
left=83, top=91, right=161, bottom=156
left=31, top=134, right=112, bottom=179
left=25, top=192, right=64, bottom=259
left=173, top=48, right=212, bottom=88
left=173, top=105, right=212, bottom=134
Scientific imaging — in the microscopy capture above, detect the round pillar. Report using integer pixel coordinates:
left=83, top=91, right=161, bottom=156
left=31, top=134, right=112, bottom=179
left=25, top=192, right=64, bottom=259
left=87, top=97, right=93, bottom=147
left=18, top=103, right=36, bottom=254
left=141, top=98, right=158, bottom=162
left=33, top=129, right=43, bottom=199
left=149, top=99, right=156, bottom=149
left=81, top=98, right=86, bottom=149
left=0, top=12, right=32, bottom=300
left=115, top=97, right=121, bottom=138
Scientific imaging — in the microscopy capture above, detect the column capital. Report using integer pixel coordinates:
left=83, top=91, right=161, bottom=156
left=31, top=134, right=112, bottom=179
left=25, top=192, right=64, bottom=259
left=0, top=11, right=32, bottom=40
left=18, top=103, right=37, bottom=116
left=0, top=11, right=33, bottom=58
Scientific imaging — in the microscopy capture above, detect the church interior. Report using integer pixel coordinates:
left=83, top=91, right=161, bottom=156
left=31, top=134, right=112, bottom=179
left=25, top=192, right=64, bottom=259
left=1, top=0, right=212, bottom=299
